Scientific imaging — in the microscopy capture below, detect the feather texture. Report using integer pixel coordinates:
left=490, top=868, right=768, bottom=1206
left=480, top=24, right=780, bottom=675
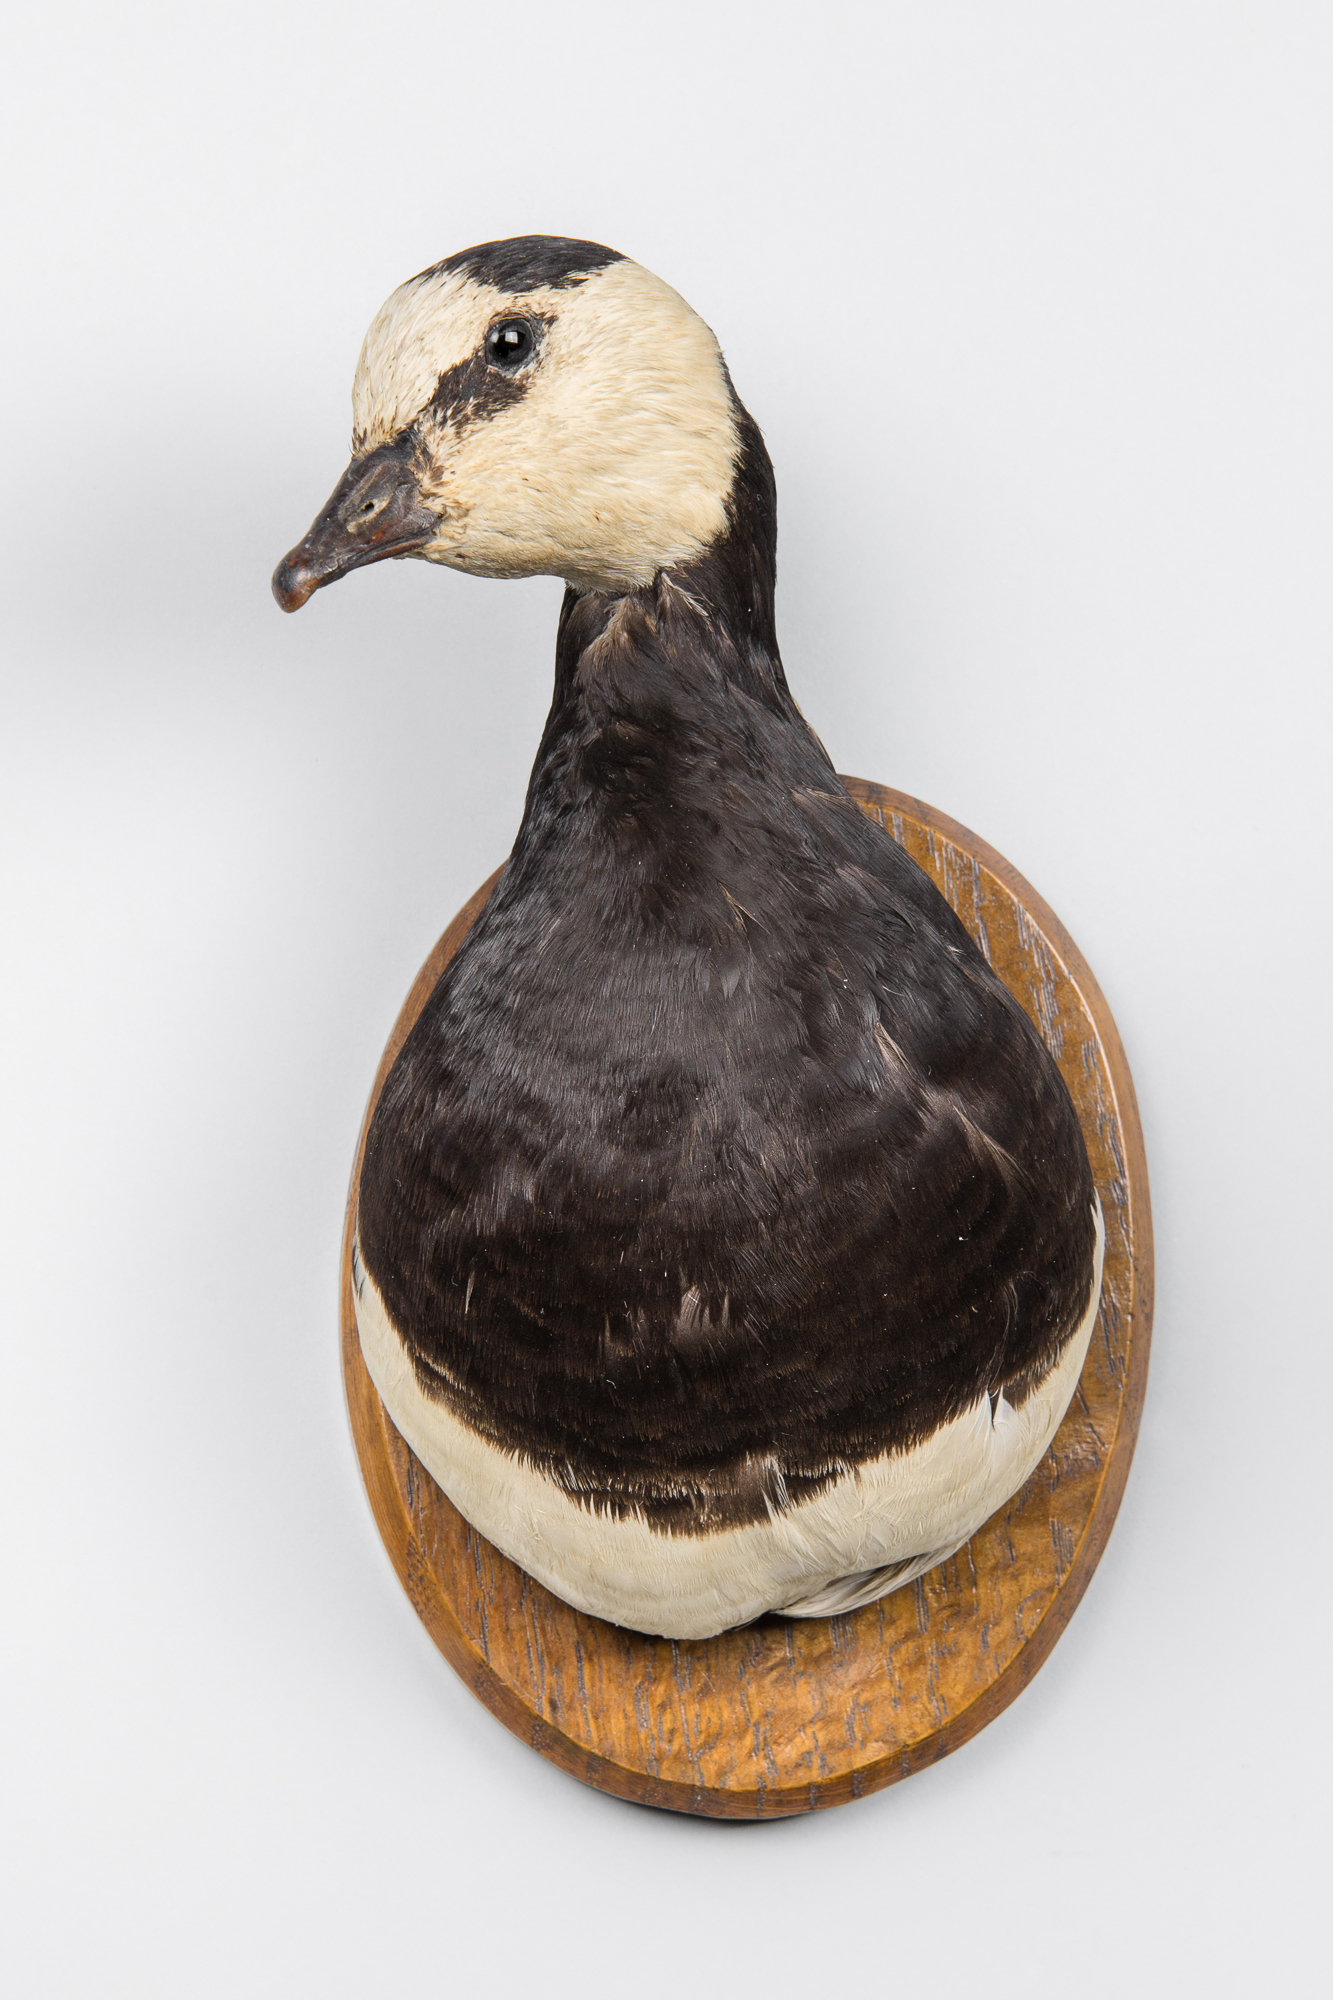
left=296, top=234, right=1106, bottom=1637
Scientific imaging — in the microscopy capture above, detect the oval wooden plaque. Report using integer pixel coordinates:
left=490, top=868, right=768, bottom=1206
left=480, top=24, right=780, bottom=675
left=341, top=779, right=1153, bottom=1818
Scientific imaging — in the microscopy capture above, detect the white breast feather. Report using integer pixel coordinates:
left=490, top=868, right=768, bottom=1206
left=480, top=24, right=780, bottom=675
left=354, top=1202, right=1104, bottom=1640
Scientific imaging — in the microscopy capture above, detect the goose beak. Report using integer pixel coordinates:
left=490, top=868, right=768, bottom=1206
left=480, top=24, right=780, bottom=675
left=272, top=441, right=438, bottom=612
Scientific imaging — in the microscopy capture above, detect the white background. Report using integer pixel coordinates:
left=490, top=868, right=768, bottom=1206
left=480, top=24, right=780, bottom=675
left=3, top=4, right=1328, bottom=1992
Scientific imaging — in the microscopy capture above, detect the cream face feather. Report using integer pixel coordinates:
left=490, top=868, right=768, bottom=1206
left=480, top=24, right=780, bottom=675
left=350, top=260, right=740, bottom=594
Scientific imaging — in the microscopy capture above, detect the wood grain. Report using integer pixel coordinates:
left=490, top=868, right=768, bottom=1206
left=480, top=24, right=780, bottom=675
left=340, top=779, right=1153, bottom=1818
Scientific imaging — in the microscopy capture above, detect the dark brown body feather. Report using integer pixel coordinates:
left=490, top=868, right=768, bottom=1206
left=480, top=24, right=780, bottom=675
left=357, top=411, right=1097, bottom=1532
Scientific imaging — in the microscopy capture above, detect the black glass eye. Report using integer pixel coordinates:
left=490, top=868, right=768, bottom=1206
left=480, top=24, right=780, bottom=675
left=486, top=318, right=535, bottom=370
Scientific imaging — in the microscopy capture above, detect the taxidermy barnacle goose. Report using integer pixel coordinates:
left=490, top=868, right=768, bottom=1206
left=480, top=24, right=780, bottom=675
left=274, top=235, right=1104, bottom=1641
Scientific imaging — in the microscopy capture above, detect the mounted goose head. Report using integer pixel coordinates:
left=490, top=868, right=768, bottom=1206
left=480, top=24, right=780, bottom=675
left=273, top=236, right=742, bottom=607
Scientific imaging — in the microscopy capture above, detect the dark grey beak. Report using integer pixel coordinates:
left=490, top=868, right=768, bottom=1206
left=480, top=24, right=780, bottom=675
left=272, top=439, right=438, bottom=612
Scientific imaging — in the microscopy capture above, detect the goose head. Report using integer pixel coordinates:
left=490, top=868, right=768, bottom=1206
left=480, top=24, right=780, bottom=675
left=272, top=236, right=742, bottom=608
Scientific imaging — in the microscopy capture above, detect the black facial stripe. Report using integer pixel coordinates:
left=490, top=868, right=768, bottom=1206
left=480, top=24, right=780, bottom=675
left=424, top=314, right=550, bottom=435
left=419, top=234, right=624, bottom=294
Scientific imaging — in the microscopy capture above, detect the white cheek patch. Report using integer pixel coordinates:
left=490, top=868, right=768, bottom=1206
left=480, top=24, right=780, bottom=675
left=349, top=258, right=742, bottom=592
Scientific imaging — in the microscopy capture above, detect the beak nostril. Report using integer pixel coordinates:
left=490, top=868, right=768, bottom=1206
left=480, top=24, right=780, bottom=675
left=275, top=446, right=435, bottom=613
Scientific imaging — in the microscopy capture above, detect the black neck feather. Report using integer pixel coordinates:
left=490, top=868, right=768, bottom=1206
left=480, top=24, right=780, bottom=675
left=516, top=401, right=834, bottom=876
left=561, top=398, right=787, bottom=695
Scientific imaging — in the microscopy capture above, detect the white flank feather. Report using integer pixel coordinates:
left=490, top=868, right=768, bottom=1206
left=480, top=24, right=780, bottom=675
left=353, top=1202, right=1105, bottom=1640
